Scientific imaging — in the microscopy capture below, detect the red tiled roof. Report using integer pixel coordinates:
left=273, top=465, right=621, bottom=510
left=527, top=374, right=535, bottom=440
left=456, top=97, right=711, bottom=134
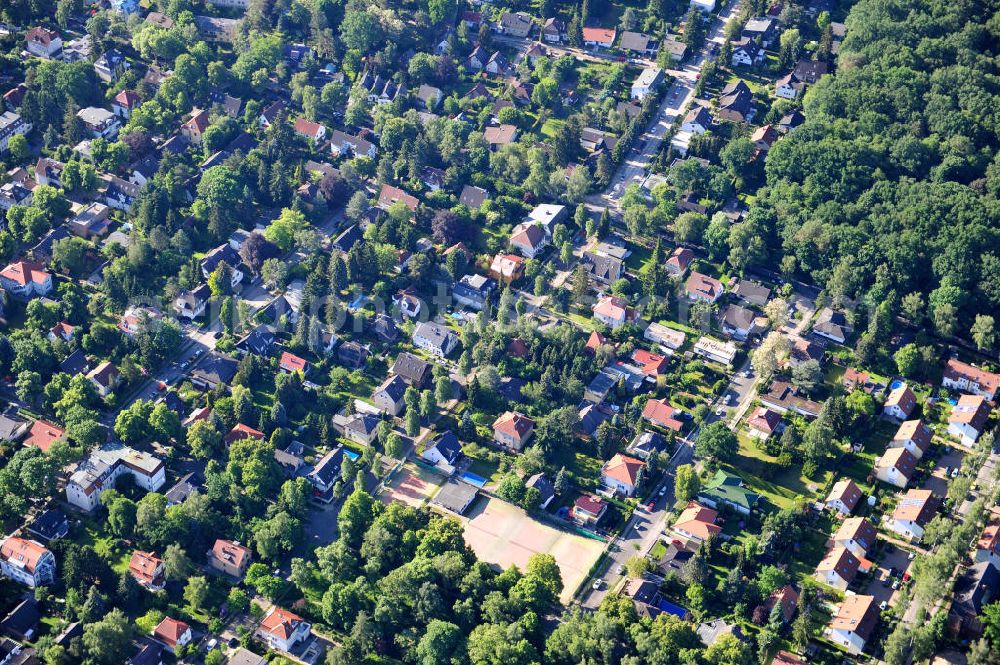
left=114, top=90, right=141, bottom=108
left=1, top=261, right=50, bottom=287
left=225, top=423, right=265, bottom=445
left=0, top=536, right=51, bottom=574
left=154, top=617, right=190, bottom=647
left=260, top=606, right=304, bottom=640
left=573, top=494, right=606, bottom=516
left=602, top=453, right=645, bottom=487
left=129, top=550, right=163, bottom=586
left=747, top=406, right=781, bottom=434
left=279, top=351, right=308, bottom=373
left=24, top=420, right=65, bottom=452
left=632, top=349, right=668, bottom=376
left=582, top=27, right=617, bottom=44
left=826, top=478, right=862, bottom=511
left=378, top=184, right=418, bottom=211
left=493, top=411, right=535, bottom=438
left=943, top=358, right=1000, bottom=395
left=293, top=117, right=325, bottom=138
left=211, top=539, right=251, bottom=570
left=183, top=110, right=209, bottom=134
left=642, top=398, right=683, bottom=431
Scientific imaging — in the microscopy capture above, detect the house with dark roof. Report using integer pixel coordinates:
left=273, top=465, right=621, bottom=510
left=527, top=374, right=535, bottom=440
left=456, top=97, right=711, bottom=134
left=390, top=352, right=431, bottom=387
left=716, top=80, right=754, bottom=123
left=26, top=509, right=69, bottom=542
left=0, top=599, right=39, bottom=642
left=308, top=446, right=346, bottom=502
left=373, top=375, right=408, bottom=416
left=949, top=561, right=1000, bottom=639
left=190, top=353, right=239, bottom=390
left=422, top=431, right=463, bottom=475
left=526, top=473, right=555, bottom=509
left=165, top=472, right=203, bottom=507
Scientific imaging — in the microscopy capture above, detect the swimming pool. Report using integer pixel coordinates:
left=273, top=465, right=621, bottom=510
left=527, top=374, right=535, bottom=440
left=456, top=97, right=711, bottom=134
left=461, top=471, right=487, bottom=487
left=889, top=379, right=905, bottom=391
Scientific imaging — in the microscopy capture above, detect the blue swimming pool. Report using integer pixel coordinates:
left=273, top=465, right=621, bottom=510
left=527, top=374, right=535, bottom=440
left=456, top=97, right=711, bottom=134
left=344, top=450, right=360, bottom=462
left=461, top=471, right=487, bottom=487
left=889, top=379, right=905, bottom=391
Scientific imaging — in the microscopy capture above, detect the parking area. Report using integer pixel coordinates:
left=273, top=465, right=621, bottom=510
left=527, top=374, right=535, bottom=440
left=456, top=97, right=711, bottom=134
left=924, top=446, right=966, bottom=496
left=864, top=546, right=913, bottom=609
left=379, top=462, right=444, bottom=509
left=461, top=497, right=605, bottom=604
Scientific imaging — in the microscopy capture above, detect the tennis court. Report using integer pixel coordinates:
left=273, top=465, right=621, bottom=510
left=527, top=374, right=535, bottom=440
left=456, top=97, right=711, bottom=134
left=380, top=462, right=443, bottom=508
left=461, top=497, right=605, bottom=603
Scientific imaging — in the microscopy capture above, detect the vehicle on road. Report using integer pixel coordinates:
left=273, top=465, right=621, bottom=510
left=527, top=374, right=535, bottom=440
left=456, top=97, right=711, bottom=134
left=592, top=579, right=604, bottom=590
left=647, top=500, right=655, bottom=511
left=616, top=564, right=624, bottom=575
left=879, top=601, right=888, bottom=611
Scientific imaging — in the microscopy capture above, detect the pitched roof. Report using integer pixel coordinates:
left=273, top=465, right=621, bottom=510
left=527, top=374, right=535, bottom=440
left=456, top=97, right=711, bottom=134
left=582, top=26, right=617, bottom=43
left=817, top=545, right=861, bottom=583
left=949, top=394, right=991, bottom=430
left=293, top=117, right=325, bottom=138
left=747, top=406, right=781, bottom=434
left=892, top=489, right=937, bottom=524
left=884, top=384, right=916, bottom=414
left=153, top=617, right=190, bottom=647
left=943, top=358, right=1000, bottom=395
left=378, top=184, right=418, bottom=211
left=128, top=550, right=163, bottom=586
left=493, top=411, right=535, bottom=438
left=260, top=606, right=305, bottom=640
left=0, top=261, right=50, bottom=286
left=834, top=517, right=877, bottom=548
left=510, top=222, right=546, bottom=249
left=876, top=447, right=917, bottom=479
left=686, top=271, right=723, bottom=299
left=24, top=420, right=64, bottom=452
left=0, top=536, right=51, bottom=574
left=225, top=423, right=265, bottom=445
left=830, top=595, right=878, bottom=640
left=602, top=454, right=645, bottom=487
left=210, top=539, right=251, bottom=570
left=279, top=351, right=308, bottom=373
left=826, top=478, right=862, bottom=511
left=892, top=419, right=932, bottom=451
left=574, top=494, right=606, bottom=516
left=673, top=502, right=721, bottom=540
left=483, top=124, right=517, bottom=145
left=643, top=398, right=683, bottom=431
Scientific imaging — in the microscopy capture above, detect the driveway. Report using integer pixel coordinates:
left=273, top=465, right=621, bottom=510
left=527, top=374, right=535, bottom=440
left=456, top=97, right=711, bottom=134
left=924, top=447, right=966, bottom=497
left=864, top=546, right=913, bottom=609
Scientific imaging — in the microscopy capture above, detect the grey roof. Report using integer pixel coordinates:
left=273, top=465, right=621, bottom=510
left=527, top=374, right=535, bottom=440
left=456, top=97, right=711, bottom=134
left=582, top=253, right=623, bottom=282
left=459, top=185, right=489, bottom=209
left=526, top=473, right=554, bottom=505
left=376, top=375, right=408, bottom=403
left=227, top=648, right=267, bottom=665
left=165, top=472, right=203, bottom=505
left=391, top=352, right=431, bottom=385
left=433, top=479, right=478, bottom=514
left=414, top=322, right=457, bottom=352
left=27, top=509, right=68, bottom=541
left=345, top=413, right=380, bottom=438
left=239, top=324, right=277, bottom=357
left=0, top=599, right=39, bottom=640
left=0, top=413, right=27, bottom=441
left=732, top=279, right=770, bottom=306
left=310, top=446, right=345, bottom=486
left=59, top=349, right=90, bottom=375
left=191, top=352, right=239, bottom=386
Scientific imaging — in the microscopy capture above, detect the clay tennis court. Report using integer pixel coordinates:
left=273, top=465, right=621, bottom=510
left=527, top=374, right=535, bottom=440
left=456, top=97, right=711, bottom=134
left=380, top=463, right=443, bottom=508
left=461, top=497, right=604, bottom=603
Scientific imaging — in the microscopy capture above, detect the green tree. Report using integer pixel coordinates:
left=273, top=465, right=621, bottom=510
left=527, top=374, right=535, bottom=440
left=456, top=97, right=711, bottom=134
left=416, top=619, right=465, bottom=665
left=81, top=609, right=133, bottom=665
left=183, top=576, right=209, bottom=611
left=7, top=134, right=28, bottom=163
left=674, top=464, right=700, bottom=502
left=971, top=314, right=996, bottom=351
left=264, top=208, right=309, bottom=251
left=695, top=422, right=738, bottom=463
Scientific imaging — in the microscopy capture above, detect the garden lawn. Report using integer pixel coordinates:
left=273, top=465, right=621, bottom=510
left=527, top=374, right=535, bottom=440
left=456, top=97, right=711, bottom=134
left=727, top=433, right=833, bottom=509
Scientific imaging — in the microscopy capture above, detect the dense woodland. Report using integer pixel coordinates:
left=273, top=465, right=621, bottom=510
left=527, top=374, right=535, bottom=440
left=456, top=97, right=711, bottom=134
left=749, top=0, right=1000, bottom=332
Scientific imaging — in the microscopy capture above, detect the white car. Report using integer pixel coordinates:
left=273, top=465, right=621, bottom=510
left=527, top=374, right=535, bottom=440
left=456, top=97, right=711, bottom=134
left=592, top=579, right=604, bottom=590
left=879, top=601, right=888, bottom=611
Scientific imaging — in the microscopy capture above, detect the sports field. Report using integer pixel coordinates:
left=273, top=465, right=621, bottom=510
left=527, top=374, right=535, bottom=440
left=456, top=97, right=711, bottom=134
left=380, top=463, right=443, bottom=508
left=461, top=497, right=605, bottom=603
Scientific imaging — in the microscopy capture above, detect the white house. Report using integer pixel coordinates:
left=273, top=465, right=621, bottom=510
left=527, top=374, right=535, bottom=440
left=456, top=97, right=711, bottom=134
left=828, top=595, right=878, bottom=655
left=882, top=384, right=916, bottom=422
left=825, top=478, right=862, bottom=516
left=947, top=394, right=991, bottom=445
left=593, top=295, right=634, bottom=330
left=0, top=261, right=52, bottom=299
left=833, top=517, right=878, bottom=558
left=888, top=489, right=936, bottom=542
left=0, top=536, right=56, bottom=588
left=941, top=358, right=1000, bottom=401
left=815, top=546, right=861, bottom=591
left=874, top=447, right=917, bottom=489
left=257, top=607, right=311, bottom=653
left=153, top=617, right=192, bottom=654
left=422, top=431, right=463, bottom=475
left=630, top=67, right=664, bottom=100
left=889, top=419, right=932, bottom=460
left=413, top=322, right=458, bottom=358
left=66, top=446, right=166, bottom=511
left=600, top=454, right=645, bottom=497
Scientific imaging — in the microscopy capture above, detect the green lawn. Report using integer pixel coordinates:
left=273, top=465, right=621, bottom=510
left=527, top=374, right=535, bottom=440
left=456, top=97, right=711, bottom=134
left=726, top=432, right=832, bottom=509
left=540, top=118, right=566, bottom=139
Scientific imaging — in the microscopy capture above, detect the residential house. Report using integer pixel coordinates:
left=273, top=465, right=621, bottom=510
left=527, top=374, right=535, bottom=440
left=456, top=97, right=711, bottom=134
left=949, top=561, right=1000, bottom=639
left=874, top=447, right=917, bottom=488
left=24, top=420, right=64, bottom=452
left=684, top=272, right=725, bottom=303
left=721, top=303, right=762, bottom=340
left=377, top=184, right=419, bottom=212
left=200, top=243, right=245, bottom=286
left=764, top=586, right=799, bottom=624
left=483, top=124, right=518, bottom=150
left=0, top=261, right=52, bottom=299
left=77, top=107, right=120, bottom=139
left=1, top=598, right=40, bottom=642
left=731, top=38, right=764, bottom=66
left=259, top=101, right=285, bottom=128
left=68, top=202, right=111, bottom=238
left=582, top=27, right=617, bottom=49
left=631, top=67, right=664, bottom=100
left=760, top=381, right=822, bottom=417
left=86, top=361, right=121, bottom=397
left=47, top=320, right=74, bottom=343
left=632, top=349, right=669, bottom=378
left=485, top=51, right=509, bottom=76
left=103, top=176, right=140, bottom=212
left=181, top=109, right=209, bottom=143
left=778, top=110, right=805, bottom=132
left=672, top=502, right=721, bottom=544
left=666, top=247, right=694, bottom=275
left=278, top=351, right=308, bottom=375
left=422, top=430, right=464, bottom=475
left=619, top=31, right=659, bottom=55
left=742, top=17, right=779, bottom=46
left=237, top=325, right=276, bottom=357
left=644, top=322, right=686, bottom=350
left=882, top=384, right=917, bottom=422
left=524, top=42, right=548, bottom=64
left=509, top=222, right=548, bottom=258
left=0, top=113, right=31, bottom=154
left=976, top=511, right=1000, bottom=568
left=815, top=546, right=861, bottom=590
left=0, top=413, right=28, bottom=443
left=390, top=353, right=431, bottom=388
left=662, top=36, right=687, bottom=62
left=751, top=124, right=779, bottom=152
left=153, top=618, right=191, bottom=654
left=413, top=322, right=458, bottom=358
left=489, top=253, right=525, bottom=284
left=697, top=470, right=760, bottom=515
left=572, top=494, right=608, bottom=527
left=834, top=517, right=878, bottom=558
left=889, top=489, right=937, bottom=542
left=257, top=607, right=311, bottom=653
left=889, top=420, right=932, bottom=459
left=593, top=295, right=635, bottom=330
left=343, top=413, right=380, bottom=446
left=580, top=127, right=619, bottom=152
left=581, top=252, right=623, bottom=284
left=129, top=550, right=166, bottom=590
left=465, top=45, right=487, bottom=71
left=793, top=59, right=828, bottom=83
left=642, top=398, right=684, bottom=432
left=34, top=158, right=64, bottom=187
left=527, top=473, right=555, bottom=509
left=942, top=358, right=1000, bottom=400
left=119, top=306, right=161, bottom=336
left=813, top=307, right=852, bottom=343
left=207, top=539, right=251, bottom=579
left=224, top=423, right=264, bottom=446
left=308, top=447, right=345, bottom=502
left=746, top=406, right=781, bottom=439
left=541, top=18, right=566, bottom=43
left=497, top=12, right=533, bottom=37
left=0, top=537, right=55, bottom=588
left=693, top=337, right=738, bottom=366
left=94, top=49, right=129, bottom=83
left=775, top=71, right=803, bottom=99
left=460, top=185, right=489, bottom=210
left=25, top=27, right=62, bottom=58
left=190, top=353, right=239, bottom=391
left=453, top=274, right=496, bottom=310
left=293, top=118, right=326, bottom=144
left=601, top=454, right=645, bottom=497
left=338, top=341, right=368, bottom=369
left=372, top=375, right=408, bottom=416
left=716, top=80, right=754, bottom=122
left=329, top=130, right=376, bottom=159
left=828, top=595, right=878, bottom=655
left=194, top=15, right=239, bottom=42
left=415, top=84, right=442, bottom=110
left=173, top=284, right=211, bottom=320
left=948, top=394, right=992, bottom=445
left=682, top=106, right=713, bottom=134
left=0, top=183, right=31, bottom=210
left=228, top=649, right=266, bottom=665
left=731, top=279, right=771, bottom=307
left=492, top=412, right=535, bottom=452
left=825, top=478, right=862, bottom=515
